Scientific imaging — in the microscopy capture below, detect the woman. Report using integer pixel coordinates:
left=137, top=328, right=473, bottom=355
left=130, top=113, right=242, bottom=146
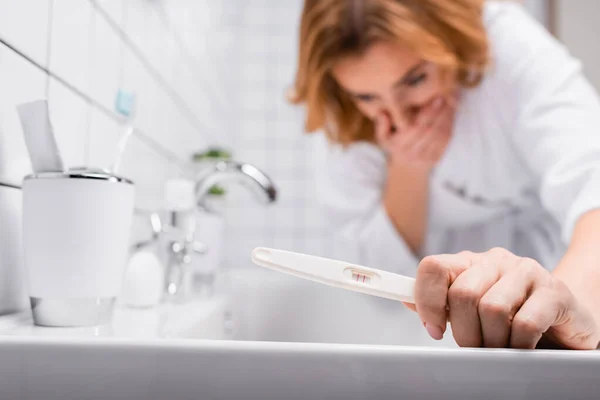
left=290, top=0, right=600, bottom=350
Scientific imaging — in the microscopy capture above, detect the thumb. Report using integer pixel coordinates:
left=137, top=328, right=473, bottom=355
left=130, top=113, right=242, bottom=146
left=414, top=253, right=476, bottom=337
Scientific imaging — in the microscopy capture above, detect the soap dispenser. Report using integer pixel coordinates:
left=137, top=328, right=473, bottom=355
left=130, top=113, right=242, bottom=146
left=121, top=249, right=165, bottom=308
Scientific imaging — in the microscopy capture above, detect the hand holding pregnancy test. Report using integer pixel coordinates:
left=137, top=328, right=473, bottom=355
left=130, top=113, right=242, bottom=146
left=251, top=247, right=600, bottom=350
left=251, top=247, right=415, bottom=303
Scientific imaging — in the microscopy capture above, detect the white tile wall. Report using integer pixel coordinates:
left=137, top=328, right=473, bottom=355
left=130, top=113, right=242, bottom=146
left=0, top=43, right=46, bottom=183
left=0, top=189, right=26, bottom=313
left=219, top=0, right=331, bottom=267
left=94, top=0, right=123, bottom=28
left=0, top=0, right=229, bottom=314
left=0, top=0, right=50, bottom=66
left=87, top=108, right=121, bottom=169
left=47, top=78, right=89, bottom=167
left=0, top=0, right=561, bottom=314
left=90, top=12, right=122, bottom=113
left=49, top=0, right=94, bottom=95
left=0, top=42, right=47, bottom=314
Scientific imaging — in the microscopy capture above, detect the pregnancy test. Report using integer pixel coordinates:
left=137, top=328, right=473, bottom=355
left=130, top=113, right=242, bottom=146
left=251, top=247, right=415, bottom=303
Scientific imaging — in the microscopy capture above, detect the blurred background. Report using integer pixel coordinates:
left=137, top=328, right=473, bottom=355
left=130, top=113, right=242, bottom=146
left=0, top=0, right=598, bottom=314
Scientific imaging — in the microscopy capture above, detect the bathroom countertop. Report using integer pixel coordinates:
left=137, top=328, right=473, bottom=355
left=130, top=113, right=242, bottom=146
left=1, top=287, right=600, bottom=399
left=0, top=296, right=227, bottom=340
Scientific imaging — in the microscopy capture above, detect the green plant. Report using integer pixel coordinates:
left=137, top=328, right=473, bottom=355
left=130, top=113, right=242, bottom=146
left=191, top=147, right=232, bottom=162
left=191, top=147, right=232, bottom=197
left=208, top=185, right=226, bottom=196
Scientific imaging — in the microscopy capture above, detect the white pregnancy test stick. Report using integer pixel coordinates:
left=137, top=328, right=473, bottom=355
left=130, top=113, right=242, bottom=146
left=251, top=247, right=415, bottom=304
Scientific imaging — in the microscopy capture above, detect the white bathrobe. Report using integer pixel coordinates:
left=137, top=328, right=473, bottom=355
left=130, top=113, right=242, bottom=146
left=318, top=1, right=600, bottom=276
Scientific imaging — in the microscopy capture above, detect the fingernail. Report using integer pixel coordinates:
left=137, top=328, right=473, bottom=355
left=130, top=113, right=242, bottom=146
left=425, top=323, right=444, bottom=340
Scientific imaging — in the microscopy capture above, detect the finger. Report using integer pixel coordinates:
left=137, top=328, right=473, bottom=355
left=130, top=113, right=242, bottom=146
left=415, top=252, right=477, bottom=340
left=394, top=97, right=444, bottom=152
left=516, top=280, right=599, bottom=350
left=402, top=302, right=417, bottom=312
left=388, top=107, right=409, bottom=134
left=419, top=112, right=453, bottom=162
left=414, top=96, right=443, bottom=131
left=389, top=115, right=420, bottom=148
left=447, top=255, right=503, bottom=347
left=420, top=135, right=446, bottom=164
left=430, top=100, right=454, bottom=132
left=409, top=121, right=439, bottom=156
left=425, top=137, right=447, bottom=164
left=509, top=287, right=568, bottom=350
left=393, top=113, right=439, bottom=153
left=374, top=112, right=392, bottom=147
left=412, top=99, right=453, bottom=147
left=478, top=258, right=545, bottom=348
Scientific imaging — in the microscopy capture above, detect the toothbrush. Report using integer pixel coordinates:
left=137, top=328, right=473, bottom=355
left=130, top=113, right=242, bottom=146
left=111, top=125, right=134, bottom=173
left=251, top=247, right=415, bottom=303
left=110, top=90, right=136, bottom=174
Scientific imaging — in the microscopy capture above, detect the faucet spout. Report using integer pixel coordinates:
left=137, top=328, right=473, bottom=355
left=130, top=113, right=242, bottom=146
left=195, top=161, right=277, bottom=211
left=136, top=161, right=277, bottom=303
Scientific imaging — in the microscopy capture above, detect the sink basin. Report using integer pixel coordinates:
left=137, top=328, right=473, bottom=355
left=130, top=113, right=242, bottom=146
left=1, top=267, right=600, bottom=400
left=183, top=268, right=456, bottom=347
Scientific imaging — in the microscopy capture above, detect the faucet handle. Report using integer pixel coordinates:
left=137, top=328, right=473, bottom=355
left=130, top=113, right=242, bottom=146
left=169, top=240, right=206, bottom=255
left=149, top=212, right=163, bottom=238
left=131, top=210, right=164, bottom=251
left=191, top=241, right=208, bottom=254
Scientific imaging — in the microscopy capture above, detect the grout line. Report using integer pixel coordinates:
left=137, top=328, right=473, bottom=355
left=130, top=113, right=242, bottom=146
left=117, top=0, right=126, bottom=88
left=0, top=36, right=189, bottom=170
left=152, top=1, right=229, bottom=119
left=133, top=132, right=189, bottom=169
left=84, top=5, right=97, bottom=165
left=265, top=5, right=279, bottom=248
left=89, top=0, right=222, bottom=145
left=0, top=181, right=22, bottom=190
left=0, top=37, right=119, bottom=121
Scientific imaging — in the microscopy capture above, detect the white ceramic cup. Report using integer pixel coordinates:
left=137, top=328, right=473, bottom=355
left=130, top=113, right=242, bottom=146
left=22, top=168, right=135, bottom=327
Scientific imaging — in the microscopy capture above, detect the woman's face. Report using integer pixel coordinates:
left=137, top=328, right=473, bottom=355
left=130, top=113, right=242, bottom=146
left=332, top=41, right=448, bottom=129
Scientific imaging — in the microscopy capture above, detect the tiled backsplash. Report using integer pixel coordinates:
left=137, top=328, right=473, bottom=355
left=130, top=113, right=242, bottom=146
left=0, top=0, right=327, bottom=315
left=220, top=0, right=332, bottom=269
left=0, top=0, right=224, bottom=314
left=0, top=0, right=554, bottom=315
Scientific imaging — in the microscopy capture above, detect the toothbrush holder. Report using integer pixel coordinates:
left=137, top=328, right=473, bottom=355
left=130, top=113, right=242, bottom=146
left=22, top=168, right=135, bottom=327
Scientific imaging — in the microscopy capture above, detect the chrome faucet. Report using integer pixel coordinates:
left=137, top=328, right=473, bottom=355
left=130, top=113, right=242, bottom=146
left=160, top=160, right=277, bottom=301
left=195, top=161, right=277, bottom=212
left=132, top=161, right=277, bottom=302
left=162, top=207, right=207, bottom=302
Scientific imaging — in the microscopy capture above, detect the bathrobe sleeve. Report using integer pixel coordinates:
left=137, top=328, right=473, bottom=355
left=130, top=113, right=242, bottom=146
left=318, top=141, right=420, bottom=276
left=494, top=3, right=600, bottom=244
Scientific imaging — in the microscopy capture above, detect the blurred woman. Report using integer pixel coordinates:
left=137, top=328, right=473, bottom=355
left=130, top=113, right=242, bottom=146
left=290, top=0, right=600, bottom=350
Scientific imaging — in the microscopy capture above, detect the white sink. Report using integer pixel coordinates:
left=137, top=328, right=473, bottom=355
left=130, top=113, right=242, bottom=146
left=183, top=268, right=456, bottom=347
left=1, top=267, right=600, bottom=400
